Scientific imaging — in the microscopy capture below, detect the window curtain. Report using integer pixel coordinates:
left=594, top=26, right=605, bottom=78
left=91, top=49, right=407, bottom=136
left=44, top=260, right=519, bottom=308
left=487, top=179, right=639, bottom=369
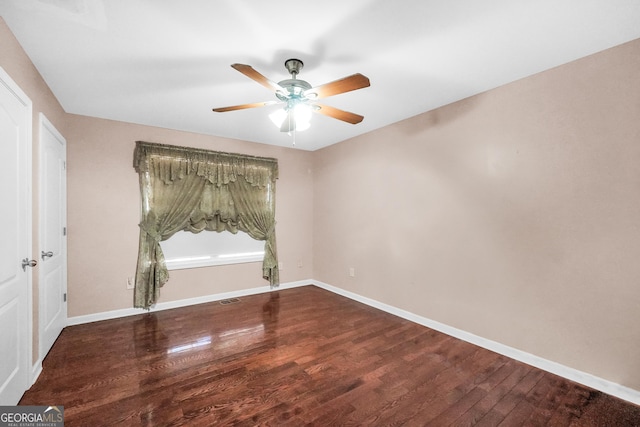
left=133, top=141, right=279, bottom=309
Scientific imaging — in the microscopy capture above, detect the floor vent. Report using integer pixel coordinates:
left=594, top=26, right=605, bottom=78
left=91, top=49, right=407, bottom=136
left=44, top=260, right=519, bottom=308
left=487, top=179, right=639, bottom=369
left=219, top=298, right=241, bottom=305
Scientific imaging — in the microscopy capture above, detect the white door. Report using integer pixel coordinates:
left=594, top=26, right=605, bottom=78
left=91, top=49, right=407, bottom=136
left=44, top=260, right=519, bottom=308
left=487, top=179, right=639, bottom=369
left=0, top=67, right=33, bottom=405
left=39, top=114, right=67, bottom=358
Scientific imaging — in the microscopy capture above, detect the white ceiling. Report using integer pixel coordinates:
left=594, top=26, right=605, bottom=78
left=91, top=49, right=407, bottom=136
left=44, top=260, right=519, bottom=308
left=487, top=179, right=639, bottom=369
left=1, top=1, right=639, bottom=151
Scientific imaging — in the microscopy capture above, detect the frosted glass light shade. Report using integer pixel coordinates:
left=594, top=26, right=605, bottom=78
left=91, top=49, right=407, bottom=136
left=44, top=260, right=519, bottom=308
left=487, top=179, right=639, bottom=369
left=268, top=103, right=312, bottom=132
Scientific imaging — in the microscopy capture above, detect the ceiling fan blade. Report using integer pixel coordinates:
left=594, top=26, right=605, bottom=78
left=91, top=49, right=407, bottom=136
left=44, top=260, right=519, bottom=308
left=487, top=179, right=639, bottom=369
left=231, top=63, right=285, bottom=94
left=314, top=103, right=364, bottom=124
left=305, top=73, right=370, bottom=99
left=212, top=101, right=278, bottom=112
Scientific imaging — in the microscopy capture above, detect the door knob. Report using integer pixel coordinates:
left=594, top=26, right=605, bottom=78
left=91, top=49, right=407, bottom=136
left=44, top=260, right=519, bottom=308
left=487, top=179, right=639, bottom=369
left=22, top=258, right=37, bottom=271
left=41, top=250, right=54, bottom=260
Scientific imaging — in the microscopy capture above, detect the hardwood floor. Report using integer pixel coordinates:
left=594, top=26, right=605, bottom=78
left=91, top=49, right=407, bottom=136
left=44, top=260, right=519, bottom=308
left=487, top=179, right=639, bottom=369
left=21, top=285, right=640, bottom=426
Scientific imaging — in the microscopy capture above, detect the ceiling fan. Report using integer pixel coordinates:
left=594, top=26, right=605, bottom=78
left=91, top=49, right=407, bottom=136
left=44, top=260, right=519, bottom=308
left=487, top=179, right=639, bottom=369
left=212, top=59, right=370, bottom=132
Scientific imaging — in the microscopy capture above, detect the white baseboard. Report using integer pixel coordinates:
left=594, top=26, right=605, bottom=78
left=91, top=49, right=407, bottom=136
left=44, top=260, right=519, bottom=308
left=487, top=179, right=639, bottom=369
left=66, top=279, right=311, bottom=326
left=310, top=280, right=640, bottom=407
left=65, top=278, right=640, bottom=406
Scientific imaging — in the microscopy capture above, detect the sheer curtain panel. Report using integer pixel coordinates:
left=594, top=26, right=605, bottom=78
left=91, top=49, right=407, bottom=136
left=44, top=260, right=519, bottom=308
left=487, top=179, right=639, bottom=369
left=133, top=141, right=279, bottom=309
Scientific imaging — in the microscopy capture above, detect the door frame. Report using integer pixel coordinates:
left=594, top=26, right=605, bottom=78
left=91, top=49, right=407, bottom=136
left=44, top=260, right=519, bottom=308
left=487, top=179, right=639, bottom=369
left=0, top=66, right=34, bottom=398
left=37, top=113, right=67, bottom=369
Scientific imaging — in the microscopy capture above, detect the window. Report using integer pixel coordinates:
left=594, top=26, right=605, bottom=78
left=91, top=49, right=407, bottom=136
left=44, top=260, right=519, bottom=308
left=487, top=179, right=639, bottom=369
left=160, top=230, right=265, bottom=270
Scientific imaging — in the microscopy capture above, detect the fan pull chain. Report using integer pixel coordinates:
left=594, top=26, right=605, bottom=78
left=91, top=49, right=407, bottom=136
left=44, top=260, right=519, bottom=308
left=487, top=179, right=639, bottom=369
left=288, top=129, right=296, bottom=146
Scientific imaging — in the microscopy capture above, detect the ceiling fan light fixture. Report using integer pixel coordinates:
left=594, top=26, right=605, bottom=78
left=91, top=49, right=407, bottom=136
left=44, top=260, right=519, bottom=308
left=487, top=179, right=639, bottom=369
left=294, top=103, right=312, bottom=129
left=269, top=102, right=312, bottom=132
left=214, top=58, right=370, bottom=141
left=269, top=108, right=287, bottom=128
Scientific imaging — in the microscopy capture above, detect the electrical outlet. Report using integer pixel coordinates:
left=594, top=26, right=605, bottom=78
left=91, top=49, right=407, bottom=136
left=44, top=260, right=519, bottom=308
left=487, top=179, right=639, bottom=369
left=278, top=262, right=284, bottom=270
left=349, top=267, right=355, bottom=277
left=297, top=259, right=303, bottom=268
left=126, top=277, right=134, bottom=290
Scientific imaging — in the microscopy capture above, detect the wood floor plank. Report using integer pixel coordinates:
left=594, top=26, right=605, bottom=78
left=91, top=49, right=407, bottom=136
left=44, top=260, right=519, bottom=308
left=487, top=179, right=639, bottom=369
left=457, top=361, right=532, bottom=426
left=19, top=285, right=640, bottom=426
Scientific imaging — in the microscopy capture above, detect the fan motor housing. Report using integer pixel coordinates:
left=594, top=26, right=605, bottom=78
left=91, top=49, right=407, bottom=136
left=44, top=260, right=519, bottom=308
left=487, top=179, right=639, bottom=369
left=276, top=79, right=312, bottom=100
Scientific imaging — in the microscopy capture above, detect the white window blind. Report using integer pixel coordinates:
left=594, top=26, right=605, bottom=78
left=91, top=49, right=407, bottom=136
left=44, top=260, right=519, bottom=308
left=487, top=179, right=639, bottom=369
left=160, top=230, right=264, bottom=270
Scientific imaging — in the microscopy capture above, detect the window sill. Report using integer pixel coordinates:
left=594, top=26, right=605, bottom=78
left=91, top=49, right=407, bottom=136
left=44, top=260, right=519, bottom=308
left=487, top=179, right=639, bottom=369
left=165, top=253, right=264, bottom=271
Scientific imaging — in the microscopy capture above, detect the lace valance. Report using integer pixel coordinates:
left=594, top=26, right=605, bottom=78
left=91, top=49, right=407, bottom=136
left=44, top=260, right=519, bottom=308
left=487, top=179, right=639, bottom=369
left=134, top=141, right=278, bottom=187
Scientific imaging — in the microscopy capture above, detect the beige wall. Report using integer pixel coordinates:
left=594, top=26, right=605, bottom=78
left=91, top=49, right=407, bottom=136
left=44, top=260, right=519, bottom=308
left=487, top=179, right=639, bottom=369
left=313, top=38, right=640, bottom=390
left=64, top=115, right=314, bottom=316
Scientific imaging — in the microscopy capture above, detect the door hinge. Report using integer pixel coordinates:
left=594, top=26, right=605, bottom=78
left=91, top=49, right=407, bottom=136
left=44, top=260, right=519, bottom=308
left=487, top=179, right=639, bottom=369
left=63, top=293, right=67, bottom=302
left=63, top=227, right=67, bottom=236
left=63, top=161, right=66, bottom=170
